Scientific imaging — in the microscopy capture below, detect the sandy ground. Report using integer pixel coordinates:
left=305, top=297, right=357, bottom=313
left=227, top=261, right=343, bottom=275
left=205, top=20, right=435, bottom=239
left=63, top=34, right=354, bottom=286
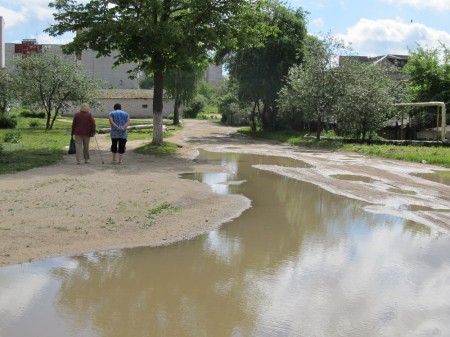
left=1, top=119, right=449, bottom=266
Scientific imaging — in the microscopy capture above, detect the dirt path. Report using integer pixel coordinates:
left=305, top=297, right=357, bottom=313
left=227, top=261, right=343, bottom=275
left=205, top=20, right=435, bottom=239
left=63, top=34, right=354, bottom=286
left=1, top=120, right=449, bottom=266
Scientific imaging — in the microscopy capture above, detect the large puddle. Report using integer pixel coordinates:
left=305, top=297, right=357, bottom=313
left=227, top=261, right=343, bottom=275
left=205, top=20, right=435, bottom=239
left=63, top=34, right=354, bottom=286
left=1, top=150, right=449, bottom=336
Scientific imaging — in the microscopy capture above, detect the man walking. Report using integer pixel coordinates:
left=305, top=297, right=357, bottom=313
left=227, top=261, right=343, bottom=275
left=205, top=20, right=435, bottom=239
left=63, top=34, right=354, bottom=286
left=109, top=103, right=130, bottom=164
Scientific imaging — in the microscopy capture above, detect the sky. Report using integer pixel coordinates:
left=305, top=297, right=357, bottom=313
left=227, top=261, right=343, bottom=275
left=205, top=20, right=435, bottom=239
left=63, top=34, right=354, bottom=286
left=1, top=0, right=449, bottom=56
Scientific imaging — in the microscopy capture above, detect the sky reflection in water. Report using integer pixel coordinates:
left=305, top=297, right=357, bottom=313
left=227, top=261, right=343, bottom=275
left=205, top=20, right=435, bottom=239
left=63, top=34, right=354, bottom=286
left=0, top=150, right=449, bottom=337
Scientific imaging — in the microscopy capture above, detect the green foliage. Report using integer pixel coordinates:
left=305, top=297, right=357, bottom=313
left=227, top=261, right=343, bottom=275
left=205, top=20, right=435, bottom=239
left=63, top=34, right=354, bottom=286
left=343, top=144, right=450, bottom=167
left=14, top=50, right=102, bottom=130
left=336, top=60, right=399, bottom=139
left=0, top=116, right=68, bottom=174
left=19, top=109, right=46, bottom=118
left=222, top=4, right=308, bottom=131
left=0, top=114, right=17, bottom=129
left=184, top=95, right=208, bottom=118
left=148, top=202, right=176, bottom=216
left=402, top=44, right=450, bottom=129
left=239, top=127, right=450, bottom=168
left=278, top=34, right=351, bottom=138
left=134, top=141, right=178, bottom=155
left=0, top=68, right=15, bottom=114
left=3, top=131, right=21, bottom=143
left=403, top=44, right=450, bottom=103
left=47, top=0, right=274, bottom=145
left=29, top=121, right=40, bottom=128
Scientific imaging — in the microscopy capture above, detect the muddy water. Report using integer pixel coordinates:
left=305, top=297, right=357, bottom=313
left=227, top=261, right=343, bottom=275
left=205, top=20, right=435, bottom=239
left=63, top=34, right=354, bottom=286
left=1, top=150, right=449, bottom=337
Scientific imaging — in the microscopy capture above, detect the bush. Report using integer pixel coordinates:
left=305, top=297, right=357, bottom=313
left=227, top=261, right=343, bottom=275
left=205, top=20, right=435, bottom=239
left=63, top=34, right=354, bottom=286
left=4, top=131, right=21, bottom=143
left=0, top=114, right=18, bottom=129
left=184, top=95, right=207, bottom=118
left=29, top=120, right=40, bottom=128
left=20, top=109, right=46, bottom=118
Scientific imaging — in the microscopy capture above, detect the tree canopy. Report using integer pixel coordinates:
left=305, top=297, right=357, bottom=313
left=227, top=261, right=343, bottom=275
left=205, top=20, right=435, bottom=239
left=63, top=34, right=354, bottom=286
left=221, top=3, right=307, bottom=131
left=0, top=68, right=14, bottom=115
left=278, top=35, right=400, bottom=139
left=14, top=51, right=102, bottom=130
left=278, top=35, right=349, bottom=139
left=47, top=0, right=273, bottom=144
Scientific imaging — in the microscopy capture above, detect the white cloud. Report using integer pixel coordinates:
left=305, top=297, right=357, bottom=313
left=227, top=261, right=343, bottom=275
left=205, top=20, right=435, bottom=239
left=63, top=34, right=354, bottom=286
left=383, top=0, right=450, bottom=11
left=312, top=17, right=325, bottom=28
left=0, top=6, right=28, bottom=29
left=337, top=18, right=450, bottom=56
left=37, top=32, right=75, bottom=45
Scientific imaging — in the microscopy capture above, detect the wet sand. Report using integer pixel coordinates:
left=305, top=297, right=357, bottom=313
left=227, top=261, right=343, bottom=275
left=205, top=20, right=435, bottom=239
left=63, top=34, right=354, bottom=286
left=1, top=119, right=449, bottom=266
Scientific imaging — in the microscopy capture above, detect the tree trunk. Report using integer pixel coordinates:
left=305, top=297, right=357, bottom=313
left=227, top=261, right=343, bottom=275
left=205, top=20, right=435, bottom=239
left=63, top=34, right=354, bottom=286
left=173, top=95, right=181, bottom=126
left=250, top=100, right=257, bottom=132
left=316, top=114, right=322, bottom=140
left=152, top=70, right=164, bottom=145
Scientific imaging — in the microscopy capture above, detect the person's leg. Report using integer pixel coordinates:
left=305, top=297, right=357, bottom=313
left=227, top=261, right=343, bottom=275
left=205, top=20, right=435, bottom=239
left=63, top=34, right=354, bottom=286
left=74, top=135, right=83, bottom=164
left=111, top=138, right=119, bottom=162
left=83, top=136, right=90, bottom=162
left=118, top=138, right=127, bottom=164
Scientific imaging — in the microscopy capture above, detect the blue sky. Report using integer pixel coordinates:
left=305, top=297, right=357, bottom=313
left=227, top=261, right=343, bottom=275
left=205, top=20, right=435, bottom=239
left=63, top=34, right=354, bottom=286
left=1, top=0, right=449, bottom=56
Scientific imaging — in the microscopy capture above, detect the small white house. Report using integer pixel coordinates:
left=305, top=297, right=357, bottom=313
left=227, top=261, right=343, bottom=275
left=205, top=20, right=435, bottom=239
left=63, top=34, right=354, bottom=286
left=70, top=89, right=181, bottom=118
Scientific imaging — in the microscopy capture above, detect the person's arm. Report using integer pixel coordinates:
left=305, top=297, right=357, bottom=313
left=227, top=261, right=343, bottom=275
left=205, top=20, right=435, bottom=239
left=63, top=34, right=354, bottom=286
left=90, top=115, right=97, bottom=136
left=109, top=115, right=120, bottom=129
left=123, top=115, right=131, bottom=129
left=71, top=115, right=77, bottom=136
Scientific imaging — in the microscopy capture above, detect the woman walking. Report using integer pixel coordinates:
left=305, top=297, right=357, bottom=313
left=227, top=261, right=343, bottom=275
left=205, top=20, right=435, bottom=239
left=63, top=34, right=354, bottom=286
left=109, top=103, right=130, bottom=164
left=71, top=103, right=96, bottom=164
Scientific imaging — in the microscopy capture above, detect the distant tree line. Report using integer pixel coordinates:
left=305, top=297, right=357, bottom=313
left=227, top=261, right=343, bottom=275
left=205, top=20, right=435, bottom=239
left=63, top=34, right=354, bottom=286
left=1, top=0, right=448, bottom=141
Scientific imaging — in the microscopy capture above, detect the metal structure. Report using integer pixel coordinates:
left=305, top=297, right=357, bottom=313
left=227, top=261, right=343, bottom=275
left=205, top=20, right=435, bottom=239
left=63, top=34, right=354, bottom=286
left=393, top=102, right=447, bottom=141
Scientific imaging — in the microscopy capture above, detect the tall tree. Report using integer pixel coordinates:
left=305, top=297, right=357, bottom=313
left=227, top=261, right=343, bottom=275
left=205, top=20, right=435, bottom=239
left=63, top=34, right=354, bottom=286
left=278, top=35, right=349, bottom=139
left=403, top=44, right=450, bottom=128
left=0, top=68, right=14, bottom=115
left=403, top=44, right=450, bottom=103
left=336, top=60, right=399, bottom=139
left=221, top=3, right=307, bottom=131
left=47, top=0, right=271, bottom=145
left=164, top=66, right=205, bottom=125
left=14, top=51, right=102, bottom=130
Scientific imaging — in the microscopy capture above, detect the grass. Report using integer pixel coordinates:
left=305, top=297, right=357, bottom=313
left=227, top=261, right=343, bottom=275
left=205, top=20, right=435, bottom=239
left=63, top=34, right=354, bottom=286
left=0, top=117, right=70, bottom=174
left=238, top=127, right=450, bottom=168
left=134, top=141, right=178, bottom=155
left=0, top=115, right=179, bottom=175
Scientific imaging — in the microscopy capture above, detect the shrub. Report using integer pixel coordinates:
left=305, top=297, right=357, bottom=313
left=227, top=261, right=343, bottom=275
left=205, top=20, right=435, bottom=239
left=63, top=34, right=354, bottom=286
left=20, top=109, right=46, bottom=118
left=29, top=120, right=40, bottom=128
left=0, top=114, right=18, bottom=129
left=4, top=131, right=21, bottom=143
left=184, top=95, right=207, bottom=118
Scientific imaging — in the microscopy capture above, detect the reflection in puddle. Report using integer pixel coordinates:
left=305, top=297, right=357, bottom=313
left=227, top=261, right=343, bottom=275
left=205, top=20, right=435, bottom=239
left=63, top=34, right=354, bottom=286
left=1, top=150, right=449, bottom=337
left=390, top=204, right=450, bottom=212
left=414, top=170, right=450, bottom=186
left=387, top=187, right=417, bottom=195
left=331, top=174, right=376, bottom=183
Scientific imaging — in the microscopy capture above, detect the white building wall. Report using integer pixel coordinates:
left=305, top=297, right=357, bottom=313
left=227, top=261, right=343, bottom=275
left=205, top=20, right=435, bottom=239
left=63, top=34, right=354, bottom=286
left=205, top=64, right=223, bottom=83
left=0, top=17, right=4, bottom=68
left=79, top=49, right=141, bottom=89
left=94, top=98, right=176, bottom=118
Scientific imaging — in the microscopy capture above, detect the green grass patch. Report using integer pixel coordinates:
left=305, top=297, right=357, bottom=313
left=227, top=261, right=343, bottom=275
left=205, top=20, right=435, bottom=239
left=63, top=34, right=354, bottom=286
left=342, top=143, right=450, bottom=167
left=148, top=202, right=176, bottom=216
left=239, top=127, right=450, bottom=168
left=134, top=141, right=178, bottom=155
left=0, top=117, right=70, bottom=175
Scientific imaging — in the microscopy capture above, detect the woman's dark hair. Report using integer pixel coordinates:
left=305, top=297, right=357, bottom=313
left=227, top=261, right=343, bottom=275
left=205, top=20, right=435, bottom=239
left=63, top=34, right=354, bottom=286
left=114, top=103, right=122, bottom=110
